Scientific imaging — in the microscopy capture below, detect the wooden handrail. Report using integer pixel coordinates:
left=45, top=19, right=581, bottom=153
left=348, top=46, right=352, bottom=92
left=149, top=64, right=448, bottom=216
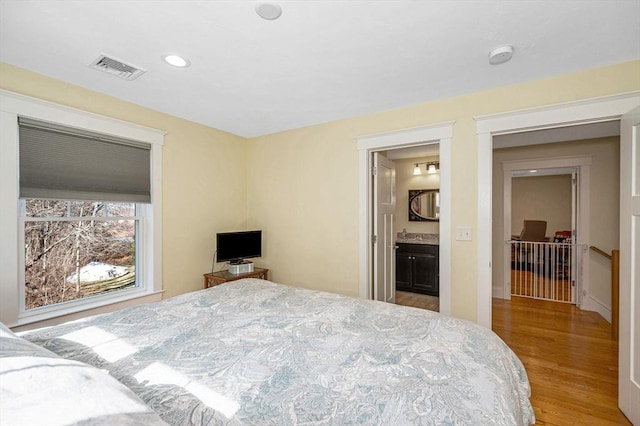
left=590, top=245, right=611, bottom=259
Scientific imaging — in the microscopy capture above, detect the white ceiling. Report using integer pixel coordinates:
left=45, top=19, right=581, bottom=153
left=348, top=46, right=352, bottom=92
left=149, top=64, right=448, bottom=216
left=1, top=1, right=639, bottom=138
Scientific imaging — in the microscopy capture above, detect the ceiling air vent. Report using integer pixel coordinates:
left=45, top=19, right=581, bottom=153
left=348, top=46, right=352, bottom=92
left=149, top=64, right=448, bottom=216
left=90, top=54, right=146, bottom=81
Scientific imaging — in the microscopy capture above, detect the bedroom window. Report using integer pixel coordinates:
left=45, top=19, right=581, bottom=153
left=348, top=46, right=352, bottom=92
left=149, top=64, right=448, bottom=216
left=0, top=105, right=164, bottom=325
left=17, top=117, right=152, bottom=315
left=22, top=200, right=140, bottom=310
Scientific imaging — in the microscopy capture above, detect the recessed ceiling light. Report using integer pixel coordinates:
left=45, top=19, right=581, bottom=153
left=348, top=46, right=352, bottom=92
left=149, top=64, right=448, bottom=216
left=255, top=2, right=282, bottom=20
left=488, top=45, right=514, bottom=65
left=162, top=54, right=190, bottom=68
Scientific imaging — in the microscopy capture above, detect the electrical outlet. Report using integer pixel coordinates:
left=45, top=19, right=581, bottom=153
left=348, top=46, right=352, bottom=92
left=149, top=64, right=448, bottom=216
left=456, top=226, right=472, bottom=241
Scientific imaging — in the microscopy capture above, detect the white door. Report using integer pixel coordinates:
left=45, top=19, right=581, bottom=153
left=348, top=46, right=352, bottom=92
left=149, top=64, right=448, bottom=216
left=619, top=105, right=640, bottom=424
left=571, top=170, right=579, bottom=305
left=373, top=152, right=396, bottom=303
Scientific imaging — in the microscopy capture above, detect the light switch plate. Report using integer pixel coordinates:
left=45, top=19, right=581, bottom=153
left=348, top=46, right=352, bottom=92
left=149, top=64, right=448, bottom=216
left=456, top=226, right=472, bottom=241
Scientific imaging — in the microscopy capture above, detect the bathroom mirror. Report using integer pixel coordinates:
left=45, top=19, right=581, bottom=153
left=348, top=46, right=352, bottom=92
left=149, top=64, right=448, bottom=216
left=409, top=189, right=439, bottom=221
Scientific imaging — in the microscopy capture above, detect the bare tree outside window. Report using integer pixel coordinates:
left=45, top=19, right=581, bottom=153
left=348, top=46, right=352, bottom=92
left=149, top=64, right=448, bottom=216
left=24, top=200, right=137, bottom=309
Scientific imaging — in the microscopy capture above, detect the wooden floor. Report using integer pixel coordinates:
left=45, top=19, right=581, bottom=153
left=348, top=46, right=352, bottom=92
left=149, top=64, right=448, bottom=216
left=395, top=291, right=439, bottom=312
left=492, top=297, right=630, bottom=426
left=396, top=293, right=630, bottom=425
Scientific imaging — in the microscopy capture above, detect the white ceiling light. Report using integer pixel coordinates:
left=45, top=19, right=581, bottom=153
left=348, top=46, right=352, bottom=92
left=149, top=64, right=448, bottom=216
left=488, top=45, right=514, bottom=65
left=255, top=2, right=282, bottom=20
left=162, top=54, right=190, bottom=68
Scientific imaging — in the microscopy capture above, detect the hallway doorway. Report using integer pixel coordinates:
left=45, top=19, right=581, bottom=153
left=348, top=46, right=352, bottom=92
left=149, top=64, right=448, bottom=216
left=494, top=139, right=617, bottom=319
left=476, top=93, right=640, bottom=423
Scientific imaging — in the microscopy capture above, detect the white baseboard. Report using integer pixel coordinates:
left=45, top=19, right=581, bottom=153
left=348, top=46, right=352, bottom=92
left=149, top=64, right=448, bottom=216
left=493, top=286, right=508, bottom=299
left=581, top=294, right=611, bottom=323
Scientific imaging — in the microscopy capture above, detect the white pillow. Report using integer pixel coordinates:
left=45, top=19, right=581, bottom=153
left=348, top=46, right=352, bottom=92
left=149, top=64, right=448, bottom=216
left=0, top=322, right=167, bottom=426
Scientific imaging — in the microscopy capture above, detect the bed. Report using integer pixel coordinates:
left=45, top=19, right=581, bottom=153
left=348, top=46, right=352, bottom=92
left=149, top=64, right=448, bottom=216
left=7, top=278, right=535, bottom=425
left=0, top=322, right=167, bottom=425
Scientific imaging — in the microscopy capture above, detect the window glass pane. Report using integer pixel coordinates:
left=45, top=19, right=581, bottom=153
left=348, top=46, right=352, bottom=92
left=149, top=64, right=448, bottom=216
left=68, top=201, right=109, bottom=217
left=25, top=199, right=67, bottom=217
left=105, top=202, right=135, bottom=217
left=24, top=217, right=136, bottom=310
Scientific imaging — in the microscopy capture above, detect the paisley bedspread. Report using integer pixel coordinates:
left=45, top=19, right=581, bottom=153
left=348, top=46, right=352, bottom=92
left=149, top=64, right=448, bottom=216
left=23, top=279, right=535, bottom=425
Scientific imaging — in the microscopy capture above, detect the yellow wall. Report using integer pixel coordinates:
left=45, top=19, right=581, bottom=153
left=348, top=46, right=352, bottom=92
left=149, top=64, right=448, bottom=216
left=2, top=60, right=638, bottom=322
left=246, top=60, right=640, bottom=321
left=245, top=123, right=359, bottom=294
left=0, top=62, right=249, bottom=299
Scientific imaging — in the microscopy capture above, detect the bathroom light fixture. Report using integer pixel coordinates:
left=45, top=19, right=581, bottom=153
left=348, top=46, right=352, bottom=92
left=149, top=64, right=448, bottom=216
left=412, top=161, right=440, bottom=175
left=162, top=54, right=190, bottom=68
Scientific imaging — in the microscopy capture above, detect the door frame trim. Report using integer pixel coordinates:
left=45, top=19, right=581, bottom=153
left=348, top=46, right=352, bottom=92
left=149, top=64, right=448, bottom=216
left=475, top=91, right=640, bottom=328
left=356, top=121, right=454, bottom=316
left=502, top=157, right=591, bottom=306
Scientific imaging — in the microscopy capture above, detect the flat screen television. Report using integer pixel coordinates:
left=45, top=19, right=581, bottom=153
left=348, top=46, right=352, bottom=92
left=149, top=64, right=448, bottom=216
left=216, top=230, right=262, bottom=264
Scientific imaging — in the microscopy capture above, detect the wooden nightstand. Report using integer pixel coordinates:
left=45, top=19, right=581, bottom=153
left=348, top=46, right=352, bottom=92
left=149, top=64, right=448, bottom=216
left=203, top=267, right=269, bottom=289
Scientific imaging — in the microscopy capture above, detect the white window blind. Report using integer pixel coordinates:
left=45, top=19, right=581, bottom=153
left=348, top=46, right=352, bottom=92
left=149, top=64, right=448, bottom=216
left=18, top=117, right=151, bottom=203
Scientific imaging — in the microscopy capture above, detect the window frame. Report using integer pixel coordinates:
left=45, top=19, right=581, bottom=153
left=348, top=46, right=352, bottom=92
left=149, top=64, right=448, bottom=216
left=19, top=200, right=145, bottom=319
left=0, top=90, right=164, bottom=327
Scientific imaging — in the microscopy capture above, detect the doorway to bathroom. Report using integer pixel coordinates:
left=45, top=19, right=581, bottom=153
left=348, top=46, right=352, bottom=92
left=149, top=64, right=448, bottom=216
left=356, top=121, right=452, bottom=316
left=386, top=147, right=440, bottom=312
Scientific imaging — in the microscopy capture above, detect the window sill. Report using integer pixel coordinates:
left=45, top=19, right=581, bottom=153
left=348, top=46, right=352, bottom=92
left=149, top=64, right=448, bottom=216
left=12, top=289, right=164, bottom=332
